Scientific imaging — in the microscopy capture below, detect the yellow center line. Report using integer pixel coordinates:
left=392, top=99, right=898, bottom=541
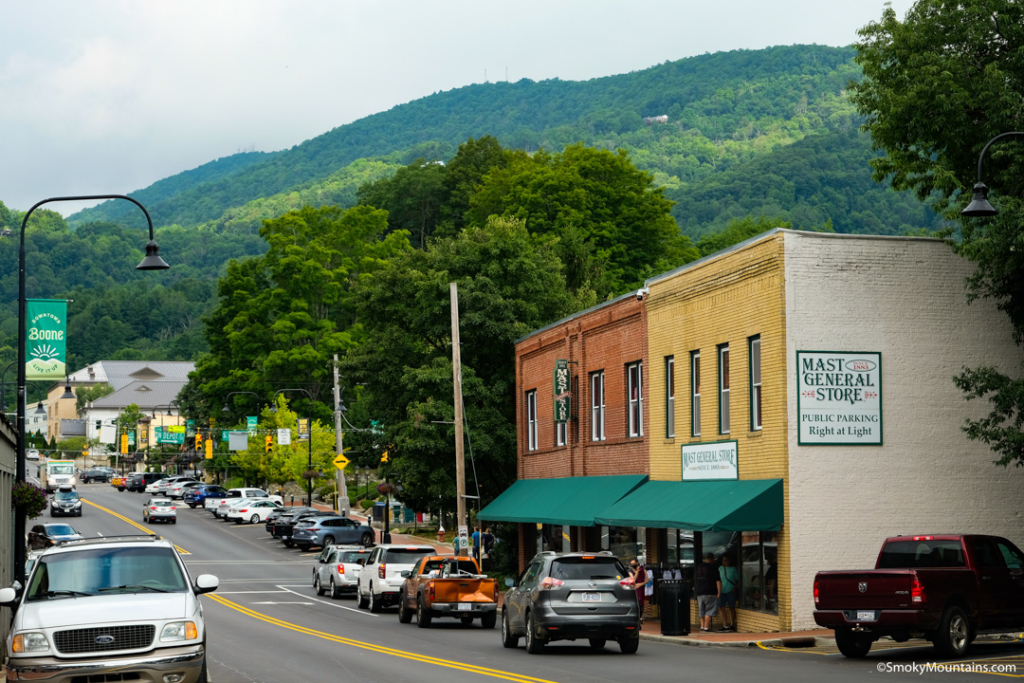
left=82, top=499, right=191, bottom=555
left=207, top=594, right=556, bottom=683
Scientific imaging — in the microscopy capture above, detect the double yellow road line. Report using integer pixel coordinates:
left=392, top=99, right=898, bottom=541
left=81, top=499, right=191, bottom=554
left=208, top=594, right=556, bottom=683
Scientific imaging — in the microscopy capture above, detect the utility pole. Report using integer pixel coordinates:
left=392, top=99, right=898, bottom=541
left=451, top=282, right=467, bottom=556
left=333, top=354, right=350, bottom=516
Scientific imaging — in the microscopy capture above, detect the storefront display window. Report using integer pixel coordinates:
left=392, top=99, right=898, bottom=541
left=600, top=525, right=639, bottom=563
left=740, top=530, right=778, bottom=613
left=664, top=528, right=694, bottom=567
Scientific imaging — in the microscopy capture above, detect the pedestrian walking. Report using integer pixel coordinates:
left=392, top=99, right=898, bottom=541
left=471, top=526, right=481, bottom=561
left=718, top=554, right=738, bottom=631
left=629, top=559, right=648, bottom=623
left=695, top=552, right=720, bottom=633
left=483, top=527, right=495, bottom=557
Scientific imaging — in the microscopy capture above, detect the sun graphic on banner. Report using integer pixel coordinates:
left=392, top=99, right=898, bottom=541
left=30, top=344, right=59, bottom=361
left=27, top=343, right=65, bottom=378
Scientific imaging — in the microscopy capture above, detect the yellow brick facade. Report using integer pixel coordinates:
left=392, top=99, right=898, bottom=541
left=646, top=232, right=792, bottom=632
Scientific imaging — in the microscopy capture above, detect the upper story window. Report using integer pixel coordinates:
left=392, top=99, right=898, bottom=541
left=556, top=420, right=567, bottom=447
left=590, top=371, right=606, bottom=441
left=627, top=361, right=643, bottom=437
left=526, top=390, right=538, bottom=451
left=750, top=336, right=762, bottom=431
left=719, top=344, right=730, bottom=434
left=691, top=351, right=701, bottom=437
left=666, top=356, right=675, bottom=438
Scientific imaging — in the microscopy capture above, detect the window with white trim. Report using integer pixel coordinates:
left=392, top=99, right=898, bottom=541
left=627, top=361, right=643, bottom=437
left=750, top=336, right=762, bottom=431
left=691, top=351, right=701, bottom=437
left=526, top=390, right=538, bottom=451
left=719, top=344, right=730, bottom=434
left=590, top=371, right=605, bottom=441
left=666, top=356, right=675, bottom=438
left=556, top=420, right=567, bottom=446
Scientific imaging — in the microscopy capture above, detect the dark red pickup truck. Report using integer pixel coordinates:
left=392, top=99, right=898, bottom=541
left=814, top=534, right=1024, bottom=658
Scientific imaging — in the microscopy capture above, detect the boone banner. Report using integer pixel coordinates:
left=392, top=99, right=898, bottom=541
left=797, top=351, right=882, bottom=445
left=25, top=299, right=67, bottom=381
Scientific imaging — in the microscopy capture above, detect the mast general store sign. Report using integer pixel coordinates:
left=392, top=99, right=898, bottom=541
left=797, top=351, right=882, bottom=445
left=682, top=440, right=738, bottom=481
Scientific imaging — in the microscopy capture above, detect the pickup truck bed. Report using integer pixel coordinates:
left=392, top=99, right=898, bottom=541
left=398, top=556, right=498, bottom=629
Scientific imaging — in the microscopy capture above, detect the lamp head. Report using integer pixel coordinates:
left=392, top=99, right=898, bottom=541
left=222, top=403, right=230, bottom=413
left=34, top=401, right=46, bottom=416
left=962, top=182, right=998, bottom=217
left=60, top=382, right=75, bottom=400
left=137, top=241, right=170, bottom=270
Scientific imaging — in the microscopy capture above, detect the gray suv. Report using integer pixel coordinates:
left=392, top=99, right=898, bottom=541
left=501, top=551, right=640, bottom=654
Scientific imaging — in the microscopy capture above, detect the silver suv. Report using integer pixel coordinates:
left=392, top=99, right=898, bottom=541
left=0, top=535, right=218, bottom=682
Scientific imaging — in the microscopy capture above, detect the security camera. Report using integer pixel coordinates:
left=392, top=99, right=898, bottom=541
left=636, top=287, right=649, bottom=301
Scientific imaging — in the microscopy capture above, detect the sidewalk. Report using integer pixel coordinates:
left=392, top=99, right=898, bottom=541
left=305, top=501, right=454, bottom=552
left=638, top=618, right=834, bottom=648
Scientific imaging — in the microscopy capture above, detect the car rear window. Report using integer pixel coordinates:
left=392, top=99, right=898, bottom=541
left=385, top=549, right=433, bottom=564
left=152, top=500, right=173, bottom=508
left=877, top=540, right=966, bottom=568
left=341, top=551, right=370, bottom=563
left=550, top=557, right=627, bottom=580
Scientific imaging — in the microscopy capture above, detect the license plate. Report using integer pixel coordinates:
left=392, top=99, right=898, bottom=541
left=582, top=592, right=601, bottom=602
left=457, top=603, right=472, bottom=611
left=856, top=610, right=876, bottom=622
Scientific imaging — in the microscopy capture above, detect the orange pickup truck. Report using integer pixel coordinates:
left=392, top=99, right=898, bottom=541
left=111, top=475, right=128, bottom=491
left=397, top=556, right=498, bottom=629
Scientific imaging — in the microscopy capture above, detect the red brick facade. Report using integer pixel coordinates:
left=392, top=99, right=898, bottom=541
left=515, top=293, right=649, bottom=480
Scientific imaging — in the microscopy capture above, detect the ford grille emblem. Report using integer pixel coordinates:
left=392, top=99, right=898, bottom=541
left=858, top=582, right=868, bottom=593
left=95, top=635, right=115, bottom=645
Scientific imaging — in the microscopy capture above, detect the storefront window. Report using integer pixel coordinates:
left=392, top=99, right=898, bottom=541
left=600, top=526, right=639, bottom=564
left=665, top=529, right=694, bottom=567
left=739, top=530, right=778, bottom=613
left=539, top=524, right=570, bottom=553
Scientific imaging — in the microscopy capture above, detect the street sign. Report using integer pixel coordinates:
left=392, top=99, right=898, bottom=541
left=297, top=418, right=309, bottom=442
left=333, top=453, right=350, bottom=471
left=278, top=428, right=291, bottom=445
left=457, top=525, right=469, bottom=550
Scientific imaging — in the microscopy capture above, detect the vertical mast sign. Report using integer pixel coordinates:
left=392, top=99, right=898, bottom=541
left=25, top=299, right=67, bottom=380
left=553, top=359, right=570, bottom=423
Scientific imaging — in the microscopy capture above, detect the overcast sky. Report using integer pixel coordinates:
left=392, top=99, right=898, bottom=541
left=1, top=0, right=917, bottom=216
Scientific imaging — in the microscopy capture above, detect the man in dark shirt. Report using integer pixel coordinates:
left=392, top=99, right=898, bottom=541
left=695, top=552, right=721, bottom=633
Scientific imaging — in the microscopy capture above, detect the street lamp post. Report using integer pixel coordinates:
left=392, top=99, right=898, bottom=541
left=962, top=131, right=1024, bottom=217
left=270, top=388, right=315, bottom=507
left=15, top=194, right=168, bottom=585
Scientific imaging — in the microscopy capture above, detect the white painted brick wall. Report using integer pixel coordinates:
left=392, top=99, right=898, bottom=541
left=783, top=231, right=1023, bottom=630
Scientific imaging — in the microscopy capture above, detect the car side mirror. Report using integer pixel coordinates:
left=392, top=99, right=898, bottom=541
left=194, top=574, right=219, bottom=595
left=505, top=578, right=515, bottom=588
left=0, top=586, right=19, bottom=606
left=400, top=570, right=411, bottom=578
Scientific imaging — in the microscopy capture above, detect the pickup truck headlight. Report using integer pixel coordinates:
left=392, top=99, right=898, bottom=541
left=160, top=621, right=198, bottom=642
left=12, top=632, right=50, bottom=653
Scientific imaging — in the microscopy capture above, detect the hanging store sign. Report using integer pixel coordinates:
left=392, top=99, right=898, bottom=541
left=553, top=359, right=570, bottom=423
left=25, top=299, right=67, bottom=380
left=682, top=440, right=738, bottom=481
left=797, top=351, right=882, bottom=446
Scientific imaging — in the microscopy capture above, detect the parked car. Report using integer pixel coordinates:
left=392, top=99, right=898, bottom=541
left=314, top=545, right=371, bottom=599
left=265, top=506, right=316, bottom=533
left=227, top=499, right=282, bottom=524
left=127, top=472, right=166, bottom=493
left=814, top=534, right=1024, bottom=658
left=397, top=555, right=498, bottom=628
left=273, top=510, right=340, bottom=547
left=291, top=515, right=374, bottom=550
left=149, top=475, right=192, bottom=496
left=49, top=486, right=83, bottom=517
left=184, top=484, right=228, bottom=508
left=502, top=551, right=640, bottom=654
left=357, top=544, right=436, bottom=612
left=80, top=467, right=111, bottom=484
left=214, top=498, right=260, bottom=520
left=143, top=497, right=177, bottom=524
left=0, top=535, right=218, bottom=682
left=165, top=479, right=201, bottom=499
left=206, top=487, right=283, bottom=513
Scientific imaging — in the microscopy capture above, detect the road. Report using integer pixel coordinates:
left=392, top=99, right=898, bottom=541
left=47, top=481, right=1024, bottom=682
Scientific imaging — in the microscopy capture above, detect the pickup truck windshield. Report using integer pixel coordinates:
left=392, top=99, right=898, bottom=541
left=551, top=557, right=627, bottom=580
left=877, top=540, right=966, bottom=569
left=27, top=546, right=188, bottom=600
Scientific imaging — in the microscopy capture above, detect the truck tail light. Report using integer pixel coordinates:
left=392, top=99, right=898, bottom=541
left=428, top=580, right=435, bottom=601
left=911, top=576, right=926, bottom=604
left=813, top=581, right=819, bottom=604
left=539, top=577, right=564, bottom=590
left=379, top=563, right=386, bottom=579
left=337, top=564, right=344, bottom=574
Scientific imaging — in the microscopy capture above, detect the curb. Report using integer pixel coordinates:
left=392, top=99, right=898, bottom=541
left=639, top=633, right=836, bottom=649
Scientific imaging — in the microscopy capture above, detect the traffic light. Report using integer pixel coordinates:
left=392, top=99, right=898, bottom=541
left=195, top=433, right=203, bottom=452
left=265, top=435, right=273, bottom=453
left=380, top=450, right=389, bottom=463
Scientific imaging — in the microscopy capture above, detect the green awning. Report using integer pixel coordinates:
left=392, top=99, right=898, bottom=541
left=479, top=475, right=647, bottom=527
left=594, top=479, right=783, bottom=532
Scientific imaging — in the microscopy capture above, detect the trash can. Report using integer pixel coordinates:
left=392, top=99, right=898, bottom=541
left=659, top=580, right=690, bottom=636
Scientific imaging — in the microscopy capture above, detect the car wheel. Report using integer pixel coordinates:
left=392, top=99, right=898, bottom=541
left=934, top=606, right=970, bottom=658
left=525, top=612, right=544, bottom=654
left=416, top=596, right=432, bottom=628
left=398, top=592, right=412, bottom=623
left=250, top=514, right=260, bottom=524
left=361, top=533, right=373, bottom=547
left=234, top=518, right=242, bottom=524
left=146, top=516, right=152, bottom=524
left=618, top=634, right=639, bottom=655
left=297, top=544, right=310, bottom=552
left=189, top=503, right=196, bottom=509
left=369, top=585, right=382, bottom=613
left=834, top=627, right=873, bottom=658
left=501, top=611, right=519, bottom=648
left=284, top=540, right=294, bottom=548
left=314, top=574, right=327, bottom=596
left=480, top=611, right=497, bottom=629
left=324, top=535, right=335, bottom=547
left=357, top=583, right=369, bottom=609
left=330, top=578, right=341, bottom=600
left=589, top=638, right=606, bottom=650
left=172, top=519, right=177, bottom=524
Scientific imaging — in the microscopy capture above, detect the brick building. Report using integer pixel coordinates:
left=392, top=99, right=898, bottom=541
left=482, top=229, right=1024, bottom=632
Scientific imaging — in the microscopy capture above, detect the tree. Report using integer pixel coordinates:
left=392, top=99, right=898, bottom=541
left=851, top=0, right=1024, bottom=466
left=75, top=383, right=114, bottom=413
left=357, top=159, right=448, bottom=248
left=344, top=216, right=585, bottom=512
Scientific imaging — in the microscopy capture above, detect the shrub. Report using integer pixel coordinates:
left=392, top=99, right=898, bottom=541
left=359, top=499, right=374, bottom=510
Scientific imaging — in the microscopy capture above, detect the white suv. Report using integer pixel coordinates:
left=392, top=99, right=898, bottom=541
left=356, top=544, right=435, bottom=613
left=0, top=536, right=218, bottom=682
